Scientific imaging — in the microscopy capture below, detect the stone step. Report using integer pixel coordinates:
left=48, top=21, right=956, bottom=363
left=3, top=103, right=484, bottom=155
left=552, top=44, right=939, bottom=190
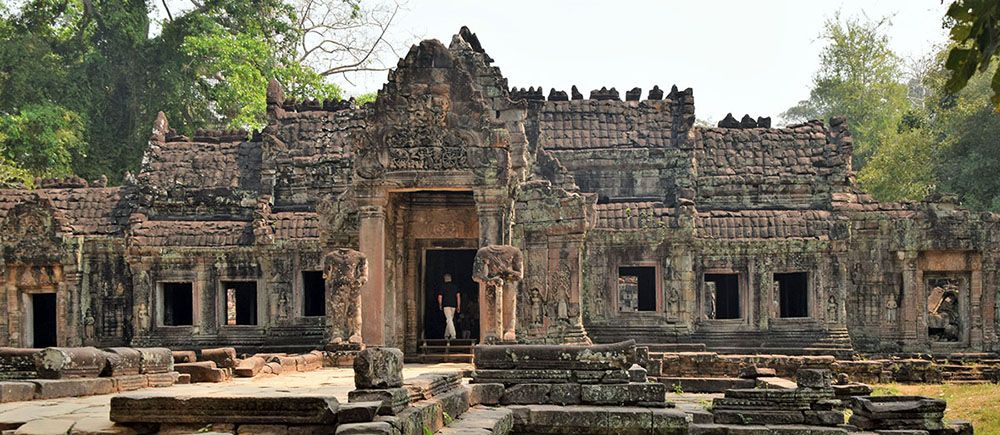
left=437, top=405, right=513, bottom=435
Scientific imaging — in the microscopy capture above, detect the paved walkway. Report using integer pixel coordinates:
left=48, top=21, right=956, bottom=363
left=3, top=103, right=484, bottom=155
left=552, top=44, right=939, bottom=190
left=0, top=363, right=471, bottom=434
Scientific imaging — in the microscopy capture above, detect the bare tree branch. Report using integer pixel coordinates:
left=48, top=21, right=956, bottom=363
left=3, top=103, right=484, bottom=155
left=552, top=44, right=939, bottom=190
left=293, top=0, right=409, bottom=79
left=161, top=0, right=173, bottom=21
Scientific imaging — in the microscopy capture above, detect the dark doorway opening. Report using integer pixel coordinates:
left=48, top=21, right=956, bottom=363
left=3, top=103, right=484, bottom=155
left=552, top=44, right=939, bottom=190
left=705, top=273, right=741, bottom=319
left=618, top=266, right=657, bottom=312
left=31, top=293, right=57, bottom=347
left=302, top=271, right=325, bottom=317
left=775, top=272, right=809, bottom=318
left=423, top=249, right=479, bottom=340
left=162, top=282, right=193, bottom=326
left=222, top=281, right=257, bottom=325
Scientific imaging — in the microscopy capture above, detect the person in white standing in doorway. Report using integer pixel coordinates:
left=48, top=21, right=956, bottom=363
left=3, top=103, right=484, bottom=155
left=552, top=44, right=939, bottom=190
left=437, top=273, right=461, bottom=340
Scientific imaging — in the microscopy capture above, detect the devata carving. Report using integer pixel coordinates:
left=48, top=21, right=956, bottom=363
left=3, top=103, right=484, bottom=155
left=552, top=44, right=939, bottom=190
left=323, top=248, right=369, bottom=346
left=472, top=245, right=523, bottom=342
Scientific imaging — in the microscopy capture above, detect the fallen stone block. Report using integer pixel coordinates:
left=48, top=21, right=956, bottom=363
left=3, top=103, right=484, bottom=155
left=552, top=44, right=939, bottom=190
left=30, top=377, right=115, bottom=399
left=0, top=382, right=34, bottom=403
left=145, top=372, right=177, bottom=388
left=474, top=340, right=636, bottom=370
left=200, top=348, right=238, bottom=369
left=335, top=422, right=393, bottom=434
left=299, top=352, right=323, bottom=371
left=354, top=347, right=404, bottom=389
left=103, top=348, right=143, bottom=377
left=34, top=347, right=108, bottom=379
left=234, top=356, right=266, bottom=377
left=110, top=393, right=340, bottom=425
left=171, top=351, right=196, bottom=364
left=0, top=348, right=39, bottom=379
left=337, top=401, right=383, bottom=424
left=739, top=366, right=777, bottom=379
left=267, top=356, right=299, bottom=373
left=502, top=383, right=551, bottom=405
left=173, top=362, right=230, bottom=383
left=111, top=375, right=148, bottom=392
left=441, top=406, right=513, bottom=435
left=404, top=372, right=461, bottom=400
left=136, top=348, right=173, bottom=374
left=175, top=373, right=191, bottom=384
left=756, top=377, right=797, bottom=390
left=467, top=383, right=503, bottom=406
left=580, top=382, right=668, bottom=406
left=348, top=387, right=410, bottom=415
left=263, top=362, right=282, bottom=375
left=797, top=369, right=833, bottom=389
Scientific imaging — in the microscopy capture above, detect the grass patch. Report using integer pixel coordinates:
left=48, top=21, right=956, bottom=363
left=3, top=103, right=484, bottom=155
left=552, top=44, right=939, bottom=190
left=872, top=383, right=1000, bottom=434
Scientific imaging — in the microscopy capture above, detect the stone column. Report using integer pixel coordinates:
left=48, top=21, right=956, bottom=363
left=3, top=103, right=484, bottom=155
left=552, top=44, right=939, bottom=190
left=898, top=251, right=920, bottom=346
left=358, top=195, right=387, bottom=346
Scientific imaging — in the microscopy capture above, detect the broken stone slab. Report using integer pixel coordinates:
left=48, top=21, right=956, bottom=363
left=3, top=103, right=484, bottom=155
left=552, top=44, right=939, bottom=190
left=471, top=368, right=629, bottom=385
left=348, top=387, right=410, bottom=415
left=403, top=372, right=461, bottom=400
left=173, top=362, right=230, bottom=383
left=714, top=409, right=805, bottom=425
left=502, top=383, right=551, bottom=405
left=10, top=417, right=76, bottom=435
left=354, top=347, right=403, bottom=389
left=34, top=347, right=108, bottom=379
left=474, top=340, right=636, bottom=370
left=739, top=366, right=777, bottom=379
left=628, top=364, right=647, bottom=383
left=263, top=362, right=282, bottom=375
left=756, top=377, right=797, bottom=389
left=549, top=383, right=582, bottom=405
left=440, top=406, right=513, bottom=435
left=467, top=383, right=504, bottom=407
left=513, top=404, right=688, bottom=435
left=832, top=383, right=873, bottom=399
left=171, top=351, right=196, bottom=364
left=234, top=356, right=266, bottom=377
left=850, top=414, right=945, bottom=431
left=103, top=348, right=143, bottom=377
left=580, top=382, right=668, bottom=407
left=200, top=348, right=238, bottom=369
left=136, top=348, right=173, bottom=374
left=299, top=352, right=324, bottom=371
left=0, top=382, right=34, bottom=403
left=30, top=377, right=115, bottom=400
left=267, top=356, right=300, bottom=372
left=658, top=377, right=755, bottom=393
left=110, top=393, right=340, bottom=425
left=849, top=396, right=946, bottom=417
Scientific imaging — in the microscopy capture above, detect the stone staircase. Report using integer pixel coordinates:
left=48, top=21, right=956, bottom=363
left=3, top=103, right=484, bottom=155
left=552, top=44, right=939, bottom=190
left=686, top=327, right=854, bottom=357
left=407, top=339, right=476, bottom=363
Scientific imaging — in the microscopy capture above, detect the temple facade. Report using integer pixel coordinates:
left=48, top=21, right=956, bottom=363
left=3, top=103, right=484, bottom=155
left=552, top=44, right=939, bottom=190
left=0, top=28, right=997, bottom=356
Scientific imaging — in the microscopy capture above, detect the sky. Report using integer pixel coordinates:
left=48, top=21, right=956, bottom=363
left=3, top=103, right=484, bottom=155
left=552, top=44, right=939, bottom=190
left=153, top=0, right=951, bottom=124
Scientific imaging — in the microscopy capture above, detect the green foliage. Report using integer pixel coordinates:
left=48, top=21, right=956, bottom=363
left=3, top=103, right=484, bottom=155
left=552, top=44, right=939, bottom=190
left=783, top=14, right=910, bottom=169
left=355, top=92, right=378, bottom=106
left=857, top=114, right=939, bottom=202
left=0, top=104, right=86, bottom=178
left=944, top=0, right=1000, bottom=111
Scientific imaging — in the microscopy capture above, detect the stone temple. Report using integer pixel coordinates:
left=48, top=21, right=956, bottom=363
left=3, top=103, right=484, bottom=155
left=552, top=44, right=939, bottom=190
left=0, top=27, right=995, bottom=360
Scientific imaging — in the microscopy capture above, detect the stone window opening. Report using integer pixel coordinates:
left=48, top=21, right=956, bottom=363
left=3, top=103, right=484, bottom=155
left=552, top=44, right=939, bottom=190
left=160, top=282, right=194, bottom=326
left=302, top=271, right=325, bottom=317
left=222, top=281, right=258, bottom=326
left=704, top=273, right=740, bottom=320
left=775, top=272, right=809, bottom=318
left=618, top=266, right=657, bottom=312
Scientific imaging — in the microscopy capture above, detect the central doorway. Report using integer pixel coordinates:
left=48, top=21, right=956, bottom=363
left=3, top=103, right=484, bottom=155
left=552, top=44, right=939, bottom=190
left=31, top=293, right=57, bottom=348
left=422, top=249, right=479, bottom=341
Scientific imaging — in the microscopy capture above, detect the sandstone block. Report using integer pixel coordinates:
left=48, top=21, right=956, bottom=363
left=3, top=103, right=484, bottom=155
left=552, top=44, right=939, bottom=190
left=12, top=418, right=75, bottom=435
left=145, top=372, right=176, bottom=388
left=628, top=364, right=647, bottom=383
left=0, top=382, right=34, bottom=403
left=34, top=347, right=108, bottom=379
left=501, top=384, right=551, bottom=405
left=103, top=348, right=143, bottom=377
left=110, top=393, right=340, bottom=425
left=337, top=401, right=382, bottom=424
left=200, top=348, right=238, bottom=369
left=353, top=348, right=403, bottom=389
left=235, top=425, right=288, bottom=435
left=171, top=351, right=196, bottom=364
left=335, top=422, right=393, bottom=434
left=796, top=369, right=833, bottom=389
left=467, top=383, right=503, bottom=406
left=474, top=340, right=636, bottom=370
left=580, top=382, right=667, bottom=406
left=174, top=362, right=230, bottom=383
left=0, top=348, right=39, bottom=378
left=30, top=378, right=115, bottom=399
left=348, top=387, right=410, bottom=415
left=234, top=357, right=266, bottom=377
left=136, top=348, right=173, bottom=374
left=713, top=409, right=805, bottom=425
left=111, top=375, right=148, bottom=392
left=549, top=383, right=581, bottom=405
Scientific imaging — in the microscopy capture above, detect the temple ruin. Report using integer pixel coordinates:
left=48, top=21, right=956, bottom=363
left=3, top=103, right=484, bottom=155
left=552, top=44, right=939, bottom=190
left=0, top=27, right=997, bottom=361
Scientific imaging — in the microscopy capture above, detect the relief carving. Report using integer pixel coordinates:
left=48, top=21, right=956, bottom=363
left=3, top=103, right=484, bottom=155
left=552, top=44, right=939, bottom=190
left=927, top=275, right=965, bottom=342
left=473, top=245, right=523, bottom=342
left=323, top=248, right=369, bottom=346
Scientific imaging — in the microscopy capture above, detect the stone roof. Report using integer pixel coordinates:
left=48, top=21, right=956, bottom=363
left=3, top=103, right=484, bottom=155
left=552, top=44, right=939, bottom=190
left=695, top=210, right=840, bottom=239
left=538, top=100, right=677, bottom=150
left=271, top=212, right=319, bottom=240
left=130, top=219, right=253, bottom=247
left=595, top=202, right=674, bottom=230
left=0, top=187, right=126, bottom=236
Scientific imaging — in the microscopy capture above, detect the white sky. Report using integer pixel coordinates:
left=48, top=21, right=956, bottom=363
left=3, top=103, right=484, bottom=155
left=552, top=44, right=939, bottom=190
left=152, top=0, right=950, bottom=123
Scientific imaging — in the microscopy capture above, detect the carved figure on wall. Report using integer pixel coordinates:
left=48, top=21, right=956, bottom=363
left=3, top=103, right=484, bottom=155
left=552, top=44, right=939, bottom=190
left=136, top=303, right=150, bottom=334
left=529, top=288, right=543, bottom=326
left=927, top=276, right=963, bottom=342
left=667, top=287, right=680, bottom=315
left=704, top=281, right=716, bottom=320
left=827, top=293, right=838, bottom=322
left=885, top=292, right=898, bottom=323
left=323, top=248, right=369, bottom=346
left=83, top=308, right=95, bottom=343
left=472, top=245, right=523, bottom=342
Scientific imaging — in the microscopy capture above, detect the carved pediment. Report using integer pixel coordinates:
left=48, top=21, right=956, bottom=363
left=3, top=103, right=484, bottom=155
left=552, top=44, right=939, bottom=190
left=1, top=195, right=64, bottom=263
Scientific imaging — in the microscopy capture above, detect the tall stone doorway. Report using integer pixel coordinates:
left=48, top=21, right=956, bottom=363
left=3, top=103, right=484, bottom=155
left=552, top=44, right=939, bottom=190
left=421, top=249, right=478, bottom=341
left=28, top=292, right=57, bottom=347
